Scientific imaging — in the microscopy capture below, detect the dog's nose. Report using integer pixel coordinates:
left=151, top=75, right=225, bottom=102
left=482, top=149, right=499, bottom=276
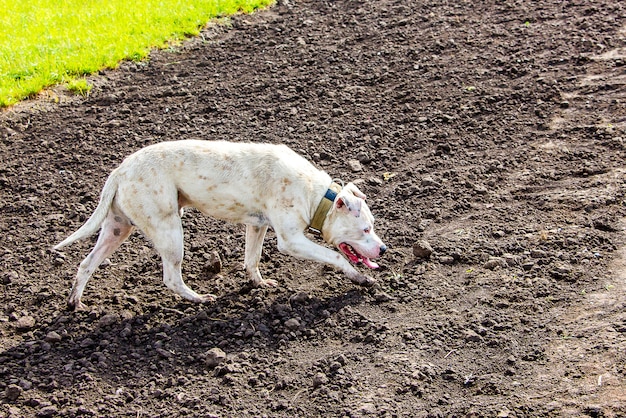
left=379, top=245, right=387, bottom=256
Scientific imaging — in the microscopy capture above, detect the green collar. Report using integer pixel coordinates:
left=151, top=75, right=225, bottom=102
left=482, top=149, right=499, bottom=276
left=309, top=182, right=342, bottom=234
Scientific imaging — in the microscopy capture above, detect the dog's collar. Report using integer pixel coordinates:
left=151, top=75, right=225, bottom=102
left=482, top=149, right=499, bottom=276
left=309, top=182, right=342, bottom=234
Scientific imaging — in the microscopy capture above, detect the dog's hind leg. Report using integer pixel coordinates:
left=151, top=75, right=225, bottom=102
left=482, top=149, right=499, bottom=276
left=68, top=210, right=134, bottom=310
left=148, top=214, right=216, bottom=303
left=244, top=224, right=276, bottom=287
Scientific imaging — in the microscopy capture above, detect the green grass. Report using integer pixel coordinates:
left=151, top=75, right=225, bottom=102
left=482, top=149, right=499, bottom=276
left=66, top=78, right=93, bottom=97
left=0, top=0, right=273, bottom=107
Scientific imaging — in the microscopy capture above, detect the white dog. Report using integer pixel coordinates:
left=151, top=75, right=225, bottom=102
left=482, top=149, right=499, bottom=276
left=54, top=140, right=386, bottom=310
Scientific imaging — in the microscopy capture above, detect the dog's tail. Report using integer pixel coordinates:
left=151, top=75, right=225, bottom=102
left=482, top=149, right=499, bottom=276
left=53, top=172, right=119, bottom=250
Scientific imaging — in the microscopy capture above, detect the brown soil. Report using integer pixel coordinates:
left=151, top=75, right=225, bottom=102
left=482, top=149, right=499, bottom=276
left=1, top=0, right=625, bottom=416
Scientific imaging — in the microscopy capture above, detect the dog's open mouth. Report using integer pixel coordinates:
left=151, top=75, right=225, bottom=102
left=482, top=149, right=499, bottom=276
left=338, top=243, right=379, bottom=269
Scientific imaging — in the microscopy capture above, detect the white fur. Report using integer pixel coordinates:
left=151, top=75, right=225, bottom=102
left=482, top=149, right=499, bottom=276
left=54, top=140, right=386, bottom=310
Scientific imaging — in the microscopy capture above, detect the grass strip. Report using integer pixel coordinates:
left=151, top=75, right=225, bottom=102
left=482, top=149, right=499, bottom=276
left=0, top=0, right=273, bottom=107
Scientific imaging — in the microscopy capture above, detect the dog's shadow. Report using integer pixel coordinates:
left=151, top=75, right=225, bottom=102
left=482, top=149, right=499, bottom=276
left=0, top=287, right=371, bottom=397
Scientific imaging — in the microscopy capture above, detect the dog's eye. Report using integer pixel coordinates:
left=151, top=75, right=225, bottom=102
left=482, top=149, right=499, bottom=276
left=363, top=227, right=371, bottom=234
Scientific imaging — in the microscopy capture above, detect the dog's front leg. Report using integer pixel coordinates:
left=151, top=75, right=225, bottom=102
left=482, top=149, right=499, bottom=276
left=275, top=231, right=376, bottom=287
left=244, top=224, right=277, bottom=287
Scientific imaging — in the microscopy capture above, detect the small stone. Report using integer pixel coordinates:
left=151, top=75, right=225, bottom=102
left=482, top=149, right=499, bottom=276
left=473, top=184, right=489, bottom=195
left=497, top=408, right=510, bottom=418
left=551, top=263, right=572, bottom=280
left=530, top=249, right=547, bottom=258
left=421, top=176, right=441, bottom=188
left=289, top=292, right=310, bottom=305
left=15, top=316, right=36, bottom=330
left=441, top=114, right=455, bottom=123
left=204, top=251, right=222, bottom=274
left=335, top=354, right=347, bottom=366
left=554, top=263, right=571, bottom=275
left=356, top=152, right=371, bottom=164
left=412, top=240, right=433, bottom=258
left=3, top=270, right=18, bottom=284
left=205, top=347, right=227, bottom=368
left=37, top=405, right=58, bottom=417
left=584, top=405, right=603, bottom=417
left=195, top=310, right=209, bottom=321
left=284, top=318, right=300, bottom=330
left=18, top=379, right=32, bottom=391
left=483, top=257, right=507, bottom=270
left=120, top=326, right=132, bottom=338
left=329, top=361, right=343, bottom=372
left=44, top=331, right=62, bottom=343
left=373, top=290, right=395, bottom=303
left=80, top=337, right=96, bottom=348
left=503, top=253, right=521, bottom=266
left=417, top=219, right=430, bottom=232
left=348, top=159, right=362, bottom=172
left=438, top=255, right=455, bottom=265
left=5, top=384, right=23, bottom=401
left=156, top=348, right=173, bottom=359
left=357, top=402, right=377, bottom=415
left=312, top=372, right=329, bottom=388
left=436, top=143, right=452, bottom=154
left=98, top=313, right=120, bottom=328
left=463, top=329, right=483, bottom=343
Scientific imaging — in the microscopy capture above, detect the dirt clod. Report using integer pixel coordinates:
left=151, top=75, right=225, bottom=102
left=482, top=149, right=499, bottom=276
left=204, top=347, right=227, bottom=368
left=412, top=240, right=433, bottom=259
left=4, top=385, right=22, bottom=402
left=14, top=316, right=35, bottom=331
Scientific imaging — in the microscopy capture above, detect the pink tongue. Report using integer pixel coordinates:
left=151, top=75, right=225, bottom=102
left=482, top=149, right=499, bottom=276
left=339, top=243, right=379, bottom=269
left=362, top=258, right=379, bottom=269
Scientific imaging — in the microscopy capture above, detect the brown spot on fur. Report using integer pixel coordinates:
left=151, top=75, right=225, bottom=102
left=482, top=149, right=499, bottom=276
left=227, top=202, right=245, bottom=212
left=281, top=177, right=292, bottom=193
left=113, top=228, right=121, bottom=236
left=114, top=216, right=123, bottom=223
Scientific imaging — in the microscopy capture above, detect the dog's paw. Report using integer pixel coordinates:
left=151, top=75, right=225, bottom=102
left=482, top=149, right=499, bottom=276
left=349, top=274, right=377, bottom=287
left=67, top=300, right=88, bottom=312
left=257, top=278, right=278, bottom=288
left=198, top=293, right=217, bottom=303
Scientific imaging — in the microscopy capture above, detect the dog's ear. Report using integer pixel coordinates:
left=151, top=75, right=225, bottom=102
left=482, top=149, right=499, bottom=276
left=344, top=182, right=366, bottom=200
left=335, top=192, right=362, bottom=216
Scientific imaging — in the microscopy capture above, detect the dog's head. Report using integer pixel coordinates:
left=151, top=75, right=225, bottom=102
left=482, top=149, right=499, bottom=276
left=322, top=182, right=386, bottom=268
